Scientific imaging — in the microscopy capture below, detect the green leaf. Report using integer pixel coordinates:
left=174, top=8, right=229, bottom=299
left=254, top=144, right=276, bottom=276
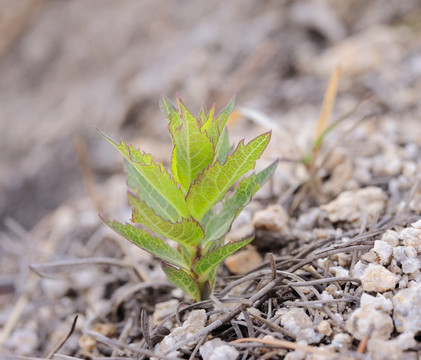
left=160, top=94, right=181, bottom=136
left=99, top=131, right=188, bottom=222
left=215, top=94, right=236, bottom=133
left=129, top=193, right=204, bottom=249
left=172, top=97, right=215, bottom=190
left=162, top=263, right=201, bottom=301
left=204, top=161, right=278, bottom=242
left=186, top=132, right=271, bottom=221
left=214, top=128, right=232, bottom=164
left=194, top=236, right=254, bottom=277
left=104, top=219, right=189, bottom=270
left=202, top=95, right=236, bottom=146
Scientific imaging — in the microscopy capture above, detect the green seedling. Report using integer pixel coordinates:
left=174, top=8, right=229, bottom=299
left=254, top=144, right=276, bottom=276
left=100, top=94, right=277, bottom=301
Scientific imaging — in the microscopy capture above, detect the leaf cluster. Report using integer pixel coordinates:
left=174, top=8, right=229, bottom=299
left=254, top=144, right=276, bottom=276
left=101, top=95, right=276, bottom=301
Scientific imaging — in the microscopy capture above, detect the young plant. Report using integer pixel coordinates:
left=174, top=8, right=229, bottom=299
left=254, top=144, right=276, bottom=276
left=100, top=94, right=277, bottom=301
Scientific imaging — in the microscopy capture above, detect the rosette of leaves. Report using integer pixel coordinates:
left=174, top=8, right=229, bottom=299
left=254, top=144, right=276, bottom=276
left=101, top=95, right=277, bottom=301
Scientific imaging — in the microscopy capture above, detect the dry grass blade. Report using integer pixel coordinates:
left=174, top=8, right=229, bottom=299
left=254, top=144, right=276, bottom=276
left=45, top=315, right=78, bottom=359
left=314, top=66, right=341, bottom=150
left=30, top=257, right=132, bottom=278
left=232, top=337, right=336, bottom=357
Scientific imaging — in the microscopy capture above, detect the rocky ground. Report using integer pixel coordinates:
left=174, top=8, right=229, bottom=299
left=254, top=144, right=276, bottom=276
left=1, top=1, right=421, bottom=359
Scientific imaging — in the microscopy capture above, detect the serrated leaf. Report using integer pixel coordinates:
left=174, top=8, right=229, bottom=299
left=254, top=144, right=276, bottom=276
left=204, top=161, right=278, bottom=242
left=186, top=132, right=271, bottom=221
left=172, top=97, right=215, bottom=190
left=201, top=104, right=217, bottom=142
left=104, top=219, right=189, bottom=270
left=99, top=131, right=188, bottom=222
left=194, top=236, right=253, bottom=277
left=202, top=95, right=236, bottom=146
left=214, top=128, right=232, bottom=164
left=129, top=193, right=204, bottom=249
left=215, top=93, right=236, bottom=133
left=162, top=263, right=201, bottom=301
left=160, top=95, right=181, bottom=137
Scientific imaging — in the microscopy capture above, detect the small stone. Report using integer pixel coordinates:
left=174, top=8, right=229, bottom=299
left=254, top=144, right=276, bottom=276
left=252, top=204, right=289, bottom=232
left=5, top=328, right=38, bottom=355
left=237, top=308, right=261, bottom=321
left=321, top=187, right=387, bottom=225
left=317, top=320, right=333, bottom=337
left=79, top=334, right=96, bottom=352
left=199, top=338, right=239, bottom=360
left=360, top=293, right=393, bottom=313
left=394, top=332, right=417, bottom=350
left=352, top=260, right=367, bottom=278
left=401, top=257, right=421, bottom=274
left=276, top=308, right=313, bottom=335
left=360, top=264, right=399, bottom=292
left=152, top=299, right=179, bottom=327
left=393, top=284, right=421, bottom=333
left=400, top=226, right=421, bottom=252
left=155, top=310, right=207, bottom=358
left=381, top=229, right=400, bottom=247
left=393, top=246, right=417, bottom=262
left=224, top=246, right=262, bottom=274
left=361, top=249, right=378, bottom=263
left=337, top=253, right=352, bottom=267
left=411, top=218, right=421, bottom=229
left=346, top=307, right=394, bottom=340
left=296, top=327, right=324, bottom=344
left=330, top=333, right=352, bottom=350
left=329, top=266, right=349, bottom=278
left=367, top=338, right=404, bottom=360
left=398, top=274, right=409, bottom=289
left=373, top=240, right=393, bottom=265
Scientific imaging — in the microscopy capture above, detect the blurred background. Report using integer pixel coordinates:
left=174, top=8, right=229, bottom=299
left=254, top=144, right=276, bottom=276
left=1, top=0, right=420, bottom=230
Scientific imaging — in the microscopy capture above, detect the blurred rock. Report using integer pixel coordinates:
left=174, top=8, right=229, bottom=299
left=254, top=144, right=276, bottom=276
left=321, top=187, right=387, bottom=225
left=199, top=338, right=239, bottom=360
left=253, top=204, right=289, bottom=232
left=346, top=306, right=393, bottom=340
left=393, top=284, right=421, bottom=333
left=224, top=246, right=262, bottom=274
left=360, top=264, right=399, bottom=292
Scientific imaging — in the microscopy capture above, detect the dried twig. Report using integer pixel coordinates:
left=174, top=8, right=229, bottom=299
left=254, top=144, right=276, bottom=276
left=45, top=315, right=78, bottom=359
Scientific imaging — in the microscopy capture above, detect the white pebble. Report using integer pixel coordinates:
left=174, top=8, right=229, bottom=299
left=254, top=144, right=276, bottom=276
left=400, top=226, right=421, bottom=252
left=360, top=264, right=399, bottom=292
left=199, top=338, right=239, bottom=360
left=360, top=293, right=393, bottom=313
left=352, top=260, right=367, bottom=278
left=373, top=240, right=393, bottom=265
left=252, top=204, right=289, bottom=231
left=381, top=230, right=400, bottom=247
left=277, top=308, right=313, bottom=335
left=156, top=310, right=207, bottom=357
left=393, top=246, right=417, bottom=262
left=296, top=327, right=324, bottom=344
left=321, top=187, right=386, bottom=225
left=401, top=257, right=421, bottom=274
left=329, top=266, right=349, bottom=278
left=346, top=307, right=393, bottom=340
left=393, top=284, right=421, bottom=333
left=331, top=333, right=352, bottom=350
left=5, top=328, right=38, bottom=355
